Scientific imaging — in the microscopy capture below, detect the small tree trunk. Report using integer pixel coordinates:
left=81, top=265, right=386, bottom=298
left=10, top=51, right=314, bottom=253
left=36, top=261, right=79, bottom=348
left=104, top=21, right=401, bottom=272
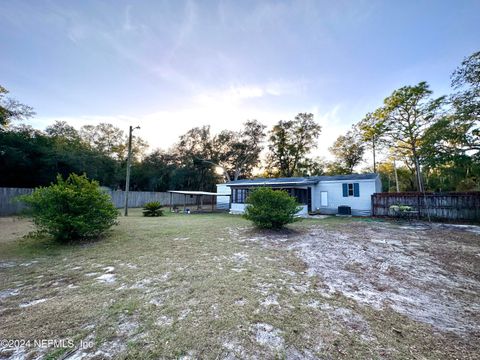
left=414, top=156, right=424, bottom=192
left=393, top=159, right=400, bottom=193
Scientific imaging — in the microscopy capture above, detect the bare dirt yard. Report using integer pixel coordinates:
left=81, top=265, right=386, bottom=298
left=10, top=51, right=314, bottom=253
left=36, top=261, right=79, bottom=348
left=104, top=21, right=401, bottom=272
left=0, top=212, right=479, bottom=359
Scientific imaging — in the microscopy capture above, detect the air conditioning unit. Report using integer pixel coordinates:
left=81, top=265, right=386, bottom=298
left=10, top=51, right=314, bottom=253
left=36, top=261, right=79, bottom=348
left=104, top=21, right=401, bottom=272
left=338, top=205, right=351, bottom=216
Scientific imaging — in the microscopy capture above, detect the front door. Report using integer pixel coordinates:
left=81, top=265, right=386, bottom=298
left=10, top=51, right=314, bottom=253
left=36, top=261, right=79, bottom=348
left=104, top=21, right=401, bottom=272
left=321, top=191, right=328, bottom=207
left=307, top=187, right=312, bottom=212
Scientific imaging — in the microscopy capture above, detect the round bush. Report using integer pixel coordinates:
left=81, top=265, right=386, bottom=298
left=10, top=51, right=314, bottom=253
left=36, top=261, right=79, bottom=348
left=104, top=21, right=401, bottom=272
left=20, top=174, right=118, bottom=241
left=243, top=187, right=302, bottom=229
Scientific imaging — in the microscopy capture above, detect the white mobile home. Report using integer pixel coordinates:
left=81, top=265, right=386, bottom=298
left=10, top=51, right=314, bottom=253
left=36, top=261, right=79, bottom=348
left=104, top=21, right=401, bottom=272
left=220, top=174, right=381, bottom=216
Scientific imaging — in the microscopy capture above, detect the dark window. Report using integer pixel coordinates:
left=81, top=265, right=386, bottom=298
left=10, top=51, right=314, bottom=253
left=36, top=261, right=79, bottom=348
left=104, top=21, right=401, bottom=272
left=293, top=188, right=308, bottom=204
left=234, top=187, right=308, bottom=204
left=282, top=188, right=307, bottom=204
left=233, top=188, right=250, bottom=203
left=348, top=183, right=354, bottom=196
left=343, top=183, right=360, bottom=197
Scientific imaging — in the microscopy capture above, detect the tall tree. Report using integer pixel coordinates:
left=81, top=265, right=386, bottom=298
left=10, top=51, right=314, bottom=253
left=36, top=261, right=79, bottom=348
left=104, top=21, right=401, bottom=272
left=0, top=125, right=119, bottom=188
left=79, top=123, right=148, bottom=160
left=80, top=123, right=126, bottom=159
left=131, top=150, right=176, bottom=191
left=212, top=120, right=266, bottom=181
left=0, top=85, right=35, bottom=129
left=267, top=113, right=321, bottom=177
left=329, top=129, right=365, bottom=173
left=449, top=50, right=479, bottom=153
left=420, top=51, right=480, bottom=190
left=357, top=111, right=386, bottom=172
left=376, top=160, right=415, bottom=192
left=45, top=120, right=81, bottom=142
left=173, top=125, right=219, bottom=191
left=375, top=82, right=445, bottom=191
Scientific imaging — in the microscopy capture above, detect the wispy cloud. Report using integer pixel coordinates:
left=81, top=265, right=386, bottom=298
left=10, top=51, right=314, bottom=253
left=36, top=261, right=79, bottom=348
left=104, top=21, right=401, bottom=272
left=164, top=0, right=198, bottom=62
left=123, top=5, right=133, bottom=31
left=32, top=97, right=344, bottom=161
left=193, top=79, right=307, bottom=106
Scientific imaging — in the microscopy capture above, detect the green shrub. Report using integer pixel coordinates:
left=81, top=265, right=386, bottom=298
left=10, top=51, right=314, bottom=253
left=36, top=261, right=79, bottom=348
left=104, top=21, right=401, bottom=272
left=142, top=201, right=164, bottom=217
left=19, top=174, right=118, bottom=241
left=389, top=204, right=413, bottom=212
left=243, top=187, right=302, bottom=229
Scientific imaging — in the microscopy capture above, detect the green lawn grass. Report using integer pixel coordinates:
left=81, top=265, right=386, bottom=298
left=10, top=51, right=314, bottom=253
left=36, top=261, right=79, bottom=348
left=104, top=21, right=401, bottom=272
left=0, top=210, right=478, bottom=359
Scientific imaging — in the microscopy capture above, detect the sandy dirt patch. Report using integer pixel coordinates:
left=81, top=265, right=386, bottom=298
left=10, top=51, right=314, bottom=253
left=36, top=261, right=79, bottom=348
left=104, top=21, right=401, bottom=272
left=286, top=221, right=480, bottom=335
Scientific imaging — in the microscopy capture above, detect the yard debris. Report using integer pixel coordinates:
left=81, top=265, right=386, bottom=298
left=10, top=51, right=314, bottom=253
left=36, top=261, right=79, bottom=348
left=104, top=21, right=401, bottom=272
left=392, top=327, right=403, bottom=335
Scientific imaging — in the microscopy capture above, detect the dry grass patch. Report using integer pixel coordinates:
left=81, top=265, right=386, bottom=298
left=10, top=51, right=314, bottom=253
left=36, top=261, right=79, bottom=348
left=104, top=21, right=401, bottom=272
left=0, top=211, right=479, bottom=359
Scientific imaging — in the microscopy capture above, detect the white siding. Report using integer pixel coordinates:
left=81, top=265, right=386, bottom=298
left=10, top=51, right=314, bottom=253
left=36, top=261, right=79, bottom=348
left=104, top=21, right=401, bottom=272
left=312, top=179, right=377, bottom=216
left=230, top=203, right=246, bottom=214
left=296, top=205, right=309, bottom=216
left=216, top=184, right=231, bottom=210
left=229, top=203, right=308, bottom=216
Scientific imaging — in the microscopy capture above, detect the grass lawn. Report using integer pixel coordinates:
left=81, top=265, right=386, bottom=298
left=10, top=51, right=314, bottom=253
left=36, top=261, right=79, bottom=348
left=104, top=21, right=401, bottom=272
left=0, top=210, right=479, bottom=359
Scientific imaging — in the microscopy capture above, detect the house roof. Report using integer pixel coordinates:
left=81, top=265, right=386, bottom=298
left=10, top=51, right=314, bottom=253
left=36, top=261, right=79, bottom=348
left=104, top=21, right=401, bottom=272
left=226, top=177, right=318, bottom=187
left=226, top=173, right=378, bottom=187
left=311, top=173, right=379, bottom=181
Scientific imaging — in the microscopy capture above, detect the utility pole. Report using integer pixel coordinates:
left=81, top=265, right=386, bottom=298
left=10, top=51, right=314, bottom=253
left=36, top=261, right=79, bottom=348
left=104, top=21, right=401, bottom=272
left=372, top=134, right=376, bottom=173
left=124, top=125, right=140, bottom=216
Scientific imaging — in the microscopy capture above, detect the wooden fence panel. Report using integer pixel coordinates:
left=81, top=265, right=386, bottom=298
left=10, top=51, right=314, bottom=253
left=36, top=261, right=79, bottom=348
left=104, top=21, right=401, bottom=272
left=372, top=192, right=480, bottom=221
left=0, top=188, right=213, bottom=216
left=0, top=187, right=34, bottom=216
left=107, top=190, right=204, bottom=208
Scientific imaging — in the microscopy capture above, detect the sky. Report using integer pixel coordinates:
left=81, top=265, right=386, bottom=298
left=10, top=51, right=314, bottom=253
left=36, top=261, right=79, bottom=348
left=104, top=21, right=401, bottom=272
left=1, top=0, right=479, bottom=161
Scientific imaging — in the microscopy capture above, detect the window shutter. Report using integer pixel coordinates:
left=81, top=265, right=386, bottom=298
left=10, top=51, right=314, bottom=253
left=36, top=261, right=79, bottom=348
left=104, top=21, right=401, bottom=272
left=342, top=183, right=348, bottom=197
left=354, top=183, right=360, bottom=197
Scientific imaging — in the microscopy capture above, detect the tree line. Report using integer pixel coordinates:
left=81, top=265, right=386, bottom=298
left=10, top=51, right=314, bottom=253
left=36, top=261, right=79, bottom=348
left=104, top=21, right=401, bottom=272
left=338, top=50, right=479, bottom=192
left=1, top=50, right=478, bottom=192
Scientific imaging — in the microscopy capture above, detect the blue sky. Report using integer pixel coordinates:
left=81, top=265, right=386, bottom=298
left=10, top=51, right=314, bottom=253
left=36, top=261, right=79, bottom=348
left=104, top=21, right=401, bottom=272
left=1, top=0, right=479, bottom=158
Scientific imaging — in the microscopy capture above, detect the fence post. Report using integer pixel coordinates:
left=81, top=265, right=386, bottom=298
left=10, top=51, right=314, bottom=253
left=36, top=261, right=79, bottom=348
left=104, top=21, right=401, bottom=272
left=417, top=194, right=421, bottom=218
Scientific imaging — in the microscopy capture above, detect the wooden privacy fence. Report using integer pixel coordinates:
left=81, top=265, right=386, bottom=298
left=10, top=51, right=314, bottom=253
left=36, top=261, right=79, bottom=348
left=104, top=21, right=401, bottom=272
left=372, top=192, right=480, bottom=222
left=0, top=187, right=211, bottom=216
